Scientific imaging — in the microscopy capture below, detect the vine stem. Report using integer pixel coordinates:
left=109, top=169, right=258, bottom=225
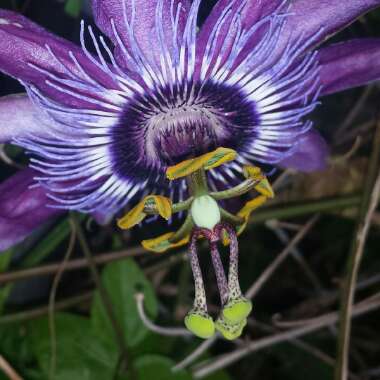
left=193, top=293, right=380, bottom=378
left=0, top=246, right=145, bottom=285
left=135, top=293, right=191, bottom=337
left=70, top=214, right=130, bottom=366
left=251, top=320, right=361, bottom=380
left=0, top=293, right=93, bottom=324
left=0, top=355, right=23, bottom=380
left=173, top=337, right=218, bottom=372
left=334, top=124, right=380, bottom=380
left=246, top=215, right=319, bottom=299
left=251, top=195, right=361, bottom=223
left=49, top=220, right=77, bottom=380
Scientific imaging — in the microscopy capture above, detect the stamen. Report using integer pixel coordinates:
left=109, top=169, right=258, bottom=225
left=215, top=315, right=247, bottom=341
left=184, top=230, right=215, bottom=339
left=218, top=223, right=252, bottom=324
left=210, top=242, right=228, bottom=305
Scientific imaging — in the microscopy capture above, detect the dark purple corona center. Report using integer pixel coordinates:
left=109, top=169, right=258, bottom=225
left=111, top=80, right=258, bottom=185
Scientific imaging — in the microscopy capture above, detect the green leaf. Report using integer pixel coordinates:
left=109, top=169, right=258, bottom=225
left=28, top=313, right=118, bottom=380
left=0, top=322, right=36, bottom=372
left=21, top=219, right=71, bottom=267
left=22, top=215, right=84, bottom=268
left=0, top=248, right=14, bottom=313
left=204, top=371, right=232, bottom=380
left=91, top=258, right=158, bottom=348
left=0, top=284, right=12, bottom=314
left=0, top=248, right=13, bottom=271
left=131, top=333, right=177, bottom=358
left=133, top=355, right=192, bottom=380
left=64, top=0, right=83, bottom=18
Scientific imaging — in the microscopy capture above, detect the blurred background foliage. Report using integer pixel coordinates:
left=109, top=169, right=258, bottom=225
left=0, top=1, right=380, bottom=380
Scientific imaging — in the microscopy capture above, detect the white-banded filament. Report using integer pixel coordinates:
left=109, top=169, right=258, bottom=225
left=14, top=0, right=322, bottom=215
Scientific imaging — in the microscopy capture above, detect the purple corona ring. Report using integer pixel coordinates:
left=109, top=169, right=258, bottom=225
left=1, top=0, right=380, bottom=337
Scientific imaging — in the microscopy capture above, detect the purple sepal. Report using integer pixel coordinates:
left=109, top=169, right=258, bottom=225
left=197, top=0, right=281, bottom=45
left=195, top=1, right=283, bottom=73
left=0, top=9, right=115, bottom=108
left=91, top=0, right=191, bottom=68
left=273, top=0, right=380, bottom=55
left=92, top=209, right=114, bottom=225
left=0, top=94, right=59, bottom=144
left=319, top=38, right=380, bottom=96
left=0, top=168, right=63, bottom=251
left=199, top=0, right=380, bottom=71
left=279, top=129, right=329, bottom=172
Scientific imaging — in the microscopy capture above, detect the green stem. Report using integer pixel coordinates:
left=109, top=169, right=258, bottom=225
left=169, top=214, right=194, bottom=243
left=187, top=169, right=208, bottom=196
left=250, top=195, right=362, bottom=224
left=335, top=125, right=380, bottom=380
left=220, top=208, right=245, bottom=226
left=210, top=179, right=258, bottom=200
left=144, top=197, right=194, bottom=215
left=0, top=293, right=93, bottom=324
left=0, top=246, right=144, bottom=285
left=71, top=214, right=130, bottom=366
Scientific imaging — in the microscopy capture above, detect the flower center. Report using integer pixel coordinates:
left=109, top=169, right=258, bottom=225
left=17, top=1, right=321, bottom=214
left=148, top=105, right=221, bottom=165
left=111, top=80, right=258, bottom=182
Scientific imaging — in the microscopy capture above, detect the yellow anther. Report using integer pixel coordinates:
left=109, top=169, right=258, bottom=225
left=243, top=165, right=264, bottom=181
left=166, top=147, right=237, bottom=180
left=243, top=165, right=275, bottom=198
left=255, top=177, right=275, bottom=198
left=142, top=232, right=190, bottom=253
left=238, top=195, right=268, bottom=220
left=117, top=195, right=172, bottom=230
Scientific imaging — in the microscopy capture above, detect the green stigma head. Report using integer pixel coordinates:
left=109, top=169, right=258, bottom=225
left=215, top=317, right=247, bottom=340
left=185, top=310, right=215, bottom=339
left=222, top=297, right=252, bottom=324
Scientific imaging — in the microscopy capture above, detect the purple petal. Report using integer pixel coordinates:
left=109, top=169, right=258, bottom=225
left=198, top=0, right=281, bottom=36
left=279, top=129, right=329, bottom=172
left=0, top=94, right=58, bottom=144
left=0, top=9, right=114, bottom=108
left=274, top=0, right=380, bottom=54
left=196, top=1, right=282, bottom=68
left=319, top=38, right=380, bottom=96
left=0, top=168, right=63, bottom=251
left=197, top=0, right=380, bottom=72
left=92, top=209, right=114, bottom=225
left=91, top=0, right=191, bottom=67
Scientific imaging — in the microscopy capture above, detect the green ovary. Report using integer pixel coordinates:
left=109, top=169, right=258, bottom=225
left=191, top=195, right=221, bottom=230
